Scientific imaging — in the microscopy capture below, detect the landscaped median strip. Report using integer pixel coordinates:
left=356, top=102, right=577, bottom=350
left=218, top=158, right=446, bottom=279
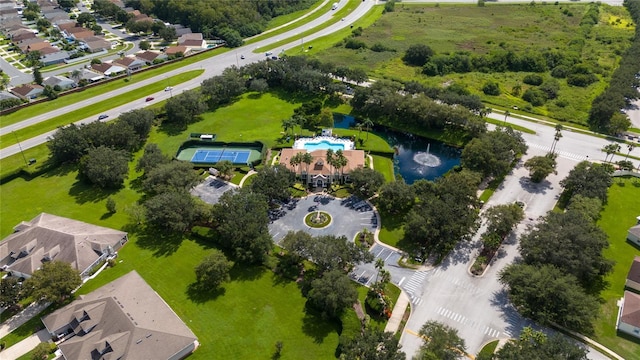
left=254, top=0, right=362, bottom=54
left=0, top=70, right=203, bottom=150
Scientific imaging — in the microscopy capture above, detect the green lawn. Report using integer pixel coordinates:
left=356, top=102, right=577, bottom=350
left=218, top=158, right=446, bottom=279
left=0, top=70, right=204, bottom=149
left=312, top=2, right=634, bottom=125
left=372, top=154, right=395, bottom=183
left=594, top=177, right=640, bottom=360
left=1, top=90, right=405, bottom=358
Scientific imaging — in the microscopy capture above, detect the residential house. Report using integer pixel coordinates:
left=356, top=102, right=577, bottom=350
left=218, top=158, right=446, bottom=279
left=10, top=84, right=43, bottom=100
left=74, top=68, right=105, bottom=83
left=71, top=29, right=95, bottom=41
left=2, top=22, right=28, bottom=34
left=56, top=21, right=78, bottom=33
left=82, top=36, right=111, bottom=53
left=279, top=148, right=365, bottom=188
left=112, top=56, right=145, bottom=72
left=43, top=75, right=75, bottom=90
left=165, top=45, right=189, bottom=57
left=178, top=32, right=205, bottom=50
left=171, top=24, right=192, bottom=37
left=41, top=50, right=70, bottom=66
left=0, top=91, right=20, bottom=101
left=629, top=217, right=640, bottom=246
left=0, top=213, right=128, bottom=279
left=618, top=291, right=640, bottom=339
left=19, top=41, right=58, bottom=55
left=91, top=62, right=126, bottom=76
left=41, top=271, right=198, bottom=360
left=135, top=50, right=166, bottom=65
left=10, top=29, right=36, bottom=42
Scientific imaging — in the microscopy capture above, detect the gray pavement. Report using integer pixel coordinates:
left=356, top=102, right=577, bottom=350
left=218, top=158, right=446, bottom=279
left=190, top=176, right=238, bottom=205
left=0, top=329, right=50, bottom=360
left=268, top=194, right=378, bottom=245
left=0, top=302, right=49, bottom=339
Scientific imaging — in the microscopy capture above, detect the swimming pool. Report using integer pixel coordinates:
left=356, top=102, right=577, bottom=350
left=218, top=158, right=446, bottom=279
left=293, top=137, right=355, bottom=151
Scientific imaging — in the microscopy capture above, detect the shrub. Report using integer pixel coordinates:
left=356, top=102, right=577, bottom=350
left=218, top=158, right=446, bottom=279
left=567, top=73, right=598, bottom=87
left=551, top=65, right=570, bottom=78
left=522, top=88, right=547, bottom=106
left=482, top=81, right=501, bottom=96
left=523, top=74, right=543, bottom=86
left=345, top=38, right=367, bottom=50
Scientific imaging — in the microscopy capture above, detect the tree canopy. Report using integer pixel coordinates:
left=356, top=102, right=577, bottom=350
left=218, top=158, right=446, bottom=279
left=0, top=277, right=22, bottom=309
left=144, top=190, right=203, bottom=233
left=194, top=250, right=233, bottom=290
left=23, top=261, right=82, bottom=304
left=461, top=128, right=528, bottom=178
left=142, top=161, right=201, bottom=195
left=339, top=327, right=406, bottom=360
left=494, top=327, right=588, bottom=360
left=136, top=143, right=171, bottom=174
left=79, top=146, right=130, bottom=188
left=349, top=167, right=385, bottom=199
left=164, top=90, right=207, bottom=128
left=249, top=164, right=295, bottom=204
left=281, top=231, right=373, bottom=274
left=376, top=180, right=415, bottom=215
left=415, top=321, right=467, bottom=360
left=524, top=154, right=557, bottom=183
left=212, top=190, right=273, bottom=264
left=307, top=269, right=358, bottom=319
left=559, top=161, right=613, bottom=204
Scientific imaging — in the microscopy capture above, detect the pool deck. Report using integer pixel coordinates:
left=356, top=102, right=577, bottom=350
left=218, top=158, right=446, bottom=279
left=293, top=136, right=355, bottom=151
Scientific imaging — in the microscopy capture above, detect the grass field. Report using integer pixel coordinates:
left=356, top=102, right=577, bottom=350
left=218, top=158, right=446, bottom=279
left=594, top=177, right=640, bottom=360
left=0, top=70, right=203, bottom=149
left=0, top=90, right=401, bottom=358
left=313, top=2, right=634, bottom=125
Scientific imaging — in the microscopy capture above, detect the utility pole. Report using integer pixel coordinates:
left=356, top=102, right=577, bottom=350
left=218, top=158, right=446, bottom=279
left=13, top=131, right=28, bottom=166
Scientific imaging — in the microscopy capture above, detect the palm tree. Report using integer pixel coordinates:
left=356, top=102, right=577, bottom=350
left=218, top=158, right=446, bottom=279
left=603, top=143, right=621, bottom=163
left=503, top=110, right=510, bottom=126
left=550, top=124, right=563, bottom=154
left=334, top=149, right=348, bottom=181
left=362, top=118, right=374, bottom=142
left=374, top=258, right=385, bottom=283
left=326, top=149, right=335, bottom=184
left=289, top=152, right=302, bottom=175
left=625, top=143, right=636, bottom=161
left=281, top=118, right=295, bottom=138
left=355, top=123, right=363, bottom=144
left=70, top=69, right=82, bottom=83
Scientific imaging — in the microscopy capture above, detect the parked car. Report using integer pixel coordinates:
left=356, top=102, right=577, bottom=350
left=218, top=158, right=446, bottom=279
left=98, top=114, right=108, bottom=120
left=145, top=97, right=154, bottom=102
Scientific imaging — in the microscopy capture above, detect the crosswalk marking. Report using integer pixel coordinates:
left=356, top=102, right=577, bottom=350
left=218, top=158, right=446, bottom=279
left=436, top=306, right=501, bottom=339
left=430, top=269, right=483, bottom=295
left=528, top=143, right=587, bottom=162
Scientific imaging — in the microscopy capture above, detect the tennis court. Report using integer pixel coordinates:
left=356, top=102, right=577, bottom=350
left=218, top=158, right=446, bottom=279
left=191, top=149, right=251, bottom=164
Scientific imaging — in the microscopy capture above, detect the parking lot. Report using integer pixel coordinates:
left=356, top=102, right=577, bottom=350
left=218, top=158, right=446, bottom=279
left=190, top=176, right=238, bottom=204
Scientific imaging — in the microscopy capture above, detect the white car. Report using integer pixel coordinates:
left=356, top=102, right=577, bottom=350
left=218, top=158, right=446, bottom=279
left=164, top=86, right=173, bottom=92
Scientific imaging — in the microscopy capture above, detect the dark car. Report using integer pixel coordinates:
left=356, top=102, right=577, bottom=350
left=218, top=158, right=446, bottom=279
left=98, top=114, right=108, bottom=120
left=145, top=97, right=154, bottom=102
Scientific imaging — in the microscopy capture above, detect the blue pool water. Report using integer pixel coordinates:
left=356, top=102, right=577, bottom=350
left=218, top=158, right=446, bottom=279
left=303, top=140, right=345, bottom=151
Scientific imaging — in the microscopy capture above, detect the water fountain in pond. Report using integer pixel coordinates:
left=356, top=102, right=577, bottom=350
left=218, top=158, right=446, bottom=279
left=413, top=143, right=442, bottom=168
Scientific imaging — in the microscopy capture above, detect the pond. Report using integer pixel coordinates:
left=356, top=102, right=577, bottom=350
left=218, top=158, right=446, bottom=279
left=333, top=114, right=461, bottom=184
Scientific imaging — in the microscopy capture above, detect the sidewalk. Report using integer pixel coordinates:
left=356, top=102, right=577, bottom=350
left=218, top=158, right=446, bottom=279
left=384, top=291, right=410, bottom=334
left=0, top=329, right=50, bottom=360
left=0, top=302, right=49, bottom=339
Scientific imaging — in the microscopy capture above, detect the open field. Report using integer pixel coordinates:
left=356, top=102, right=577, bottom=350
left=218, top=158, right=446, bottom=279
left=313, top=2, right=634, bottom=125
left=0, top=90, right=398, bottom=358
left=594, top=177, right=640, bottom=360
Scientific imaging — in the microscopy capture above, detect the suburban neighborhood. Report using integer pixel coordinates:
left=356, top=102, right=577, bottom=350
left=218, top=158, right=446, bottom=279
left=1, top=0, right=640, bottom=360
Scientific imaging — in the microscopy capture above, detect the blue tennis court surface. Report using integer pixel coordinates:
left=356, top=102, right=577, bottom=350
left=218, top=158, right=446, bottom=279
left=191, top=149, right=251, bottom=164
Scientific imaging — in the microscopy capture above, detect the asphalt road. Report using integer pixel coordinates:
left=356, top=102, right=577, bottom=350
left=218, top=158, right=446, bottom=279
left=0, top=0, right=375, bottom=158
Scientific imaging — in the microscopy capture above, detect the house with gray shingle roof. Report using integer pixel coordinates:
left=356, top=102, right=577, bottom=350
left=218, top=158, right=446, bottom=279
left=43, top=75, right=75, bottom=90
left=42, top=271, right=198, bottom=360
left=0, top=213, right=127, bottom=279
left=618, top=291, right=640, bottom=339
left=629, top=217, right=640, bottom=247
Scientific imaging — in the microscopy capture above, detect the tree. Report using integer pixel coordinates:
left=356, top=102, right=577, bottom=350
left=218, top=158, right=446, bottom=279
left=249, top=164, right=295, bottom=203
left=483, top=203, right=524, bottom=238
left=25, top=50, right=42, bottom=67
left=194, top=250, right=233, bottom=290
left=625, top=143, right=636, bottom=161
left=281, top=231, right=373, bottom=274
left=524, top=154, right=557, bottom=183
left=415, top=321, right=467, bottom=360
left=0, top=277, right=22, bottom=310
left=216, top=160, right=234, bottom=179
left=144, top=190, right=202, bottom=233
left=281, top=117, right=296, bottom=137
left=212, top=190, right=273, bottom=264
left=318, top=107, right=334, bottom=128
left=77, top=12, right=96, bottom=27
left=201, top=69, right=246, bottom=108
left=33, top=66, right=43, bottom=85
left=58, top=0, right=77, bottom=9
left=482, top=81, right=500, bottom=96
left=23, top=261, right=81, bottom=304
left=461, top=128, right=528, bottom=178
left=550, top=124, right=563, bottom=154
left=308, top=270, right=358, bottom=319
left=499, top=264, right=599, bottom=332
left=106, top=197, right=117, bottom=213
left=377, top=180, right=415, bottom=215
left=402, top=44, right=434, bottom=66
left=136, top=143, right=171, bottom=173
left=164, top=90, right=207, bottom=128
left=79, top=146, right=129, bottom=188
left=248, top=78, right=269, bottom=93
left=567, top=194, right=602, bottom=222
left=559, top=161, right=613, bottom=203
left=302, top=152, right=313, bottom=175
left=139, top=40, right=151, bottom=50
left=495, top=327, right=587, bottom=360
left=503, top=110, right=510, bottom=125
left=48, top=124, right=90, bottom=164
left=340, top=327, right=406, bottom=360
left=334, top=149, right=349, bottom=179
left=602, top=143, right=621, bottom=163
left=159, top=26, right=177, bottom=42
left=362, top=117, right=374, bottom=142
left=42, top=85, right=58, bottom=100
left=142, top=161, right=200, bottom=195
left=289, top=152, right=302, bottom=174
left=350, top=167, right=385, bottom=199
left=518, top=208, right=613, bottom=291
left=608, top=113, right=630, bottom=136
